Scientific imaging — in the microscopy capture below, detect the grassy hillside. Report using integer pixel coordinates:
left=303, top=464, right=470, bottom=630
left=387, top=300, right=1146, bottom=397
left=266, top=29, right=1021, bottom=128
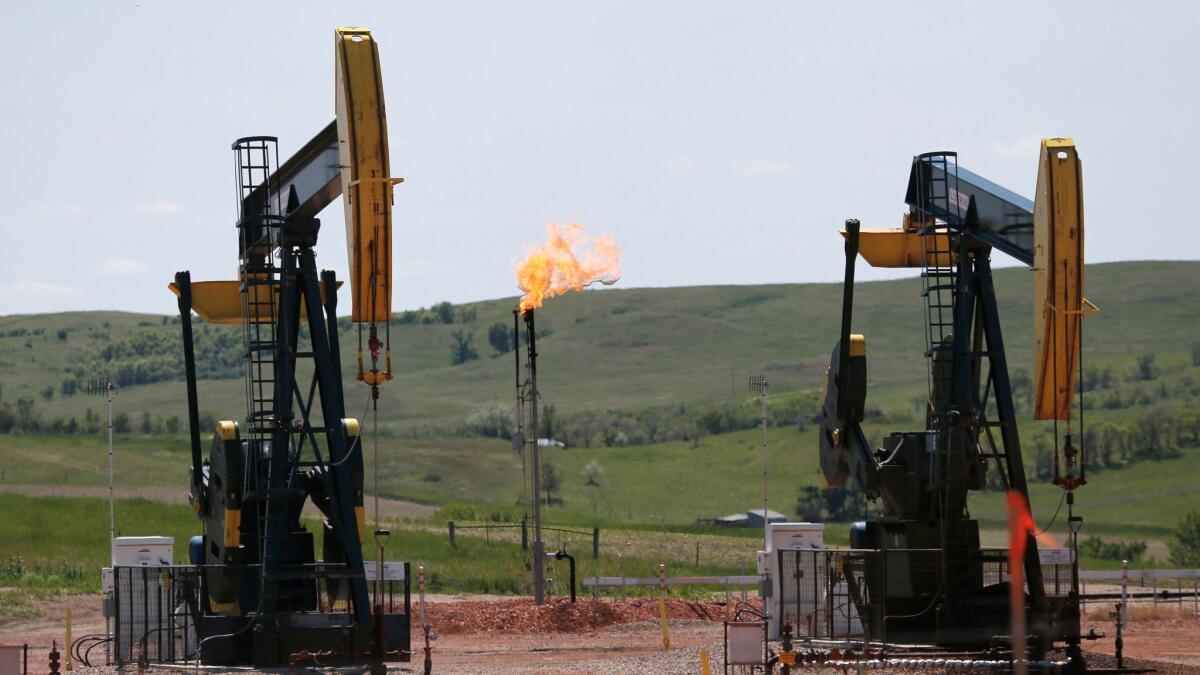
left=1, top=420, right=1195, bottom=549
left=1, top=260, right=1198, bottom=568
left=1, top=261, right=1197, bottom=432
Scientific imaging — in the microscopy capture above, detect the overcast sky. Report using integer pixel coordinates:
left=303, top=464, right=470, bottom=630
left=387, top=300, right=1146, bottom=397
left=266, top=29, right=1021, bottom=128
left=1, top=1, right=1196, bottom=316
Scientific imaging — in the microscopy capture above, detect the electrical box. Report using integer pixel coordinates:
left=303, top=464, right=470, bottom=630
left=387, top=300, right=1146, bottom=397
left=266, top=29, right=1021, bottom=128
left=762, top=523, right=823, bottom=640
left=107, top=537, right=175, bottom=662
left=112, top=536, right=174, bottom=566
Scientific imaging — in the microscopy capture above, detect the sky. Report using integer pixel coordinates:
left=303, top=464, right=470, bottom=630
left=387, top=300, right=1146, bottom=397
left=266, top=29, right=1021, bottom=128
left=1, top=1, right=1197, bottom=316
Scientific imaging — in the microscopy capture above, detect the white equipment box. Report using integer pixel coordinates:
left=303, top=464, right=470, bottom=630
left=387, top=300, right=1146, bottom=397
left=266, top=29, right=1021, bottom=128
left=758, top=522, right=823, bottom=640
left=105, top=536, right=175, bottom=661
left=112, top=536, right=174, bottom=566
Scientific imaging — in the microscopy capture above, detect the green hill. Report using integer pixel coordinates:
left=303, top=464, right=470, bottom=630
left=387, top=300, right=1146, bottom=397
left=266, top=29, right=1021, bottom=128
left=1, top=260, right=1197, bottom=432
left=1, top=260, right=1199, bottom=562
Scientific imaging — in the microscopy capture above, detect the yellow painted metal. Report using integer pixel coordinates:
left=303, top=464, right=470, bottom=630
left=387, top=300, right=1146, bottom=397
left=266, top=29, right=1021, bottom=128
left=65, top=607, right=73, bottom=671
left=841, top=225, right=951, bottom=268
left=342, top=418, right=360, bottom=437
left=336, top=27, right=398, bottom=324
left=355, top=505, right=366, bottom=541
left=209, top=597, right=237, bottom=613
left=658, top=595, right=671, bottom=650
left=1032, top=139, right=1097, bottom=420
left=167, top=280, right=341, bottom=324
left=223, top=508, right=241, bottom=548
left=216, top=420, right=239, bottom=441
left=849, top=334, right=866, bottom=357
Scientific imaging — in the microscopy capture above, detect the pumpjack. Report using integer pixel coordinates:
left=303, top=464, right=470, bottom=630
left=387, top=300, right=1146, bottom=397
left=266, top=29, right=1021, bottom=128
left=169, top=28, right=404, bottom=666
left=819, top=140, right=1095, bottom=660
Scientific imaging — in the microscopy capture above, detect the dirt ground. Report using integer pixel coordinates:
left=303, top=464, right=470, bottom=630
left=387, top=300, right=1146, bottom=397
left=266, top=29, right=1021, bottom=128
left=3, top=593, right=1198, bottom=673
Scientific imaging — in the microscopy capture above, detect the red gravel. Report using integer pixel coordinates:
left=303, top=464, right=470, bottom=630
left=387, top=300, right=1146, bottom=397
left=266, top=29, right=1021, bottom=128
left=422, top=597, right=759, bottom=634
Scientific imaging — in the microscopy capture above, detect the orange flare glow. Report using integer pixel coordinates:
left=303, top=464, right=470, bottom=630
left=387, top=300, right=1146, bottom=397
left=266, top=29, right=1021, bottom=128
left=1007, top=490, right=1037, bottom=563
left=1034, top=530, right=1060, bottom=548
left=515, top=223, right=621, bottom=313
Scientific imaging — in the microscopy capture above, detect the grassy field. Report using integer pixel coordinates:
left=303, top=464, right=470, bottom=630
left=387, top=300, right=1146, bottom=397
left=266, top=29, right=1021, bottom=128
left=0, top=493, right=752, bottom=610
left=1, top=261, right=1197, bottom=430
left=1, top=421, right=1194, bottom=563
left=0, top=260, right=1197, bottom=593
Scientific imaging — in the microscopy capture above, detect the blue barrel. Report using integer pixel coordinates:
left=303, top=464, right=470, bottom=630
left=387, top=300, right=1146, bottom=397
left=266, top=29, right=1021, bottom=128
left=189, top=535, right=205, bottom=565
left=849, top=521, right=868, bottom=549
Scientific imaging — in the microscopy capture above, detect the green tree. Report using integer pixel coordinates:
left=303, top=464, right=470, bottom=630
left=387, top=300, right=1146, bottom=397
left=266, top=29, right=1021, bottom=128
left=581, top=459, right=604, bottom=487
left=113, top=412, right=131, bottom=433
left=1131, top=353, right=1160, bottom=381
left=540, top=461, right=563, bottom=506
left=16, top=399, right=38, bottom=432
left=795, top=486, right=824, bottom=522
left=449, top=330, right=479, bottom=365
left=39, top=386, right=54, bottom=402
left=487, top=322, right=513, bottom=355
left=1168, top=510, right=1200, bottom=567
left=696, top=411, right=722, bottom=436
left=1010, top=368, right=1033, bottom=413
left=56, top=328, right=68, bottom=341
left=540, top=404, right=559, bottom=440
left=1079, top=536, right=1147, bottom=561
left=166, top=416, right=183, bottom=433
left=140, top=411, right=154, bottom=434
left=83, top=408, right=101, bottom=434
left=464, top=401, right=514, bottom=439
left=434, top=301, right=455, bottom=325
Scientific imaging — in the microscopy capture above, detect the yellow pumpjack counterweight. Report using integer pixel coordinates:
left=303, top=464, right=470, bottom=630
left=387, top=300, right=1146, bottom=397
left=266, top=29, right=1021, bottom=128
left=168, top=27, right=400, bottom=387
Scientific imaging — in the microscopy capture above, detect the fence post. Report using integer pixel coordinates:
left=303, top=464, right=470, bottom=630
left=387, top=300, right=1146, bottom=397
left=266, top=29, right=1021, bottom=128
left=1193, top=574, right=1197, bottom=616
left=1120, top=560, right=1128, bottom=627
left=522, top=518, right=529, bottom=551
left=658, top=564, right=670, bottom=651
left=592, top=528, right=599, bottom=559
left=448, top=521, right=456, bottom=548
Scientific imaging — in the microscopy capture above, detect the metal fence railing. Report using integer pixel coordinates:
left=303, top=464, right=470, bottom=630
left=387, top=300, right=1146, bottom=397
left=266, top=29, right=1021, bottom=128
left=776, top=548, right=1075, bottom=642
left=111, top=562, right=410, bottom=664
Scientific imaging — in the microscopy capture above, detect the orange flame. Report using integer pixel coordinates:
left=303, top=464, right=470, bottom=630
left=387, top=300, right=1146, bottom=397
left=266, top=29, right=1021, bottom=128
left=515, top=223, right=621, bottom=313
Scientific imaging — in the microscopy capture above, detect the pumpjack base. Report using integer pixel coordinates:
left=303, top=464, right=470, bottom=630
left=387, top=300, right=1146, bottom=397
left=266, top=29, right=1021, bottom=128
left=197, top=614, right=410, bottom=667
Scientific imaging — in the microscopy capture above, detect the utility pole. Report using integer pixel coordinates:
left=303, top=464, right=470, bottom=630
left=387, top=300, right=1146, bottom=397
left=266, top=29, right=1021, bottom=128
left=750, top=376, right=768, bottom=547
left=89, top=379, right=118, bottom=541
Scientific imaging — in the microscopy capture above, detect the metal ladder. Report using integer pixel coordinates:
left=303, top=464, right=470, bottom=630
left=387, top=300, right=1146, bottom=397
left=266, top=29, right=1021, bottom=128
left=913, top=153, right=980, bottom=625
left=915, top=153, right=962, bottom=415
left=233, top=137, right=282, bottom=461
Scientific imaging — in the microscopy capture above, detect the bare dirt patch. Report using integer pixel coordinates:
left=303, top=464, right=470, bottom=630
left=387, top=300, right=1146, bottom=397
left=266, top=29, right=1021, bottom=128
left=6, top=593, right=1198, bottom=674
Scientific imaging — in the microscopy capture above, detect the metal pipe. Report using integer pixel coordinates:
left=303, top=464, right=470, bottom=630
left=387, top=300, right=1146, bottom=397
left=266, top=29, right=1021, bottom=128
left=175, top=271, right=204, bottom=511
left=553, top=550, right=576, bottom=602
left=526, top=308, right=545, bottom=605
left=836, top=220, right=860, bottom=423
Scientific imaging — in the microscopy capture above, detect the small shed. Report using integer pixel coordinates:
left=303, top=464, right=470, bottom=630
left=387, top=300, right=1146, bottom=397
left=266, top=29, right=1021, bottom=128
left=745, top=509, right=789, bottom=528
left=714, top=513, right=750, bottom=527
left=710, top=509, right=788, bottom=528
